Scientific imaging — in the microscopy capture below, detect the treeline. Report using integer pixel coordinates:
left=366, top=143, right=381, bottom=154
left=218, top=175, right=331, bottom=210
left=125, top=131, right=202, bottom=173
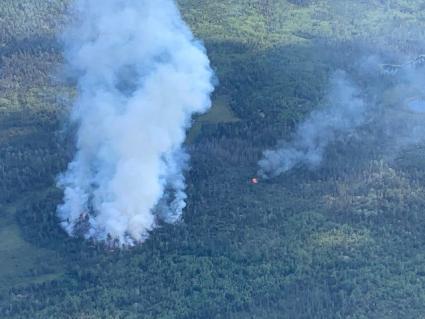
left=6, top=116, right=425, bottom=318
left=0, top=0, right=67, bottom=47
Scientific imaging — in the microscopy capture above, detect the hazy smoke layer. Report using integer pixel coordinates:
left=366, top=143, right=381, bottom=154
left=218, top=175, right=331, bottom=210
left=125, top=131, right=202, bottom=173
left=259, top=71, right=366, bottom=178
left=57, top=0, right=214, bottom=245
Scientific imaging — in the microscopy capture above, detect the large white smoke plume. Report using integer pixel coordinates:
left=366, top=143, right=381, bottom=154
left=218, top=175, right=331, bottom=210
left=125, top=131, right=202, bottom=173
left=57, top=0, right=214, bottom=245
left=259, top=71, right=367, bottom=178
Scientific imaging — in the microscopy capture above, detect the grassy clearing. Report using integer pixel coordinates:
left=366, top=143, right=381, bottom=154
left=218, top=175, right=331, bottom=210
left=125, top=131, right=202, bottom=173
left=187, top=94, right=240, bottom=143
left=199, top=95, right=239, bottom=124
left=0, top=192, right=64, bottom=297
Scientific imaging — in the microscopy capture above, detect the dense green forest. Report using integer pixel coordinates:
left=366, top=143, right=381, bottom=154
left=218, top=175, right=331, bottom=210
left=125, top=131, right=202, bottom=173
left=2, top=0, right=425, bottom=318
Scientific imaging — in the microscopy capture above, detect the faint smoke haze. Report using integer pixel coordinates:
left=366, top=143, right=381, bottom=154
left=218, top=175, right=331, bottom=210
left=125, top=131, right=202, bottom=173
left=259, top=71, right=367, bottom=178
left=259, top=53, right=425, bottom=178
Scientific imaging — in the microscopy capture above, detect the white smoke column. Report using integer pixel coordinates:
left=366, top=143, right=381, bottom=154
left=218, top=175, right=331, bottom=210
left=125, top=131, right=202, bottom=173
left=259, top=71, right=366, bottom=178
left=57, top=0, right=214, bottom=245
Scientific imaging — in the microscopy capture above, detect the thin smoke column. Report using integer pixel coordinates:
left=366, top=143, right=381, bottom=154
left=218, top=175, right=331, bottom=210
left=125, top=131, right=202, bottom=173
left=259, top=71, right=366, bottom=178
left=57, top=0, right=214, bottom=245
